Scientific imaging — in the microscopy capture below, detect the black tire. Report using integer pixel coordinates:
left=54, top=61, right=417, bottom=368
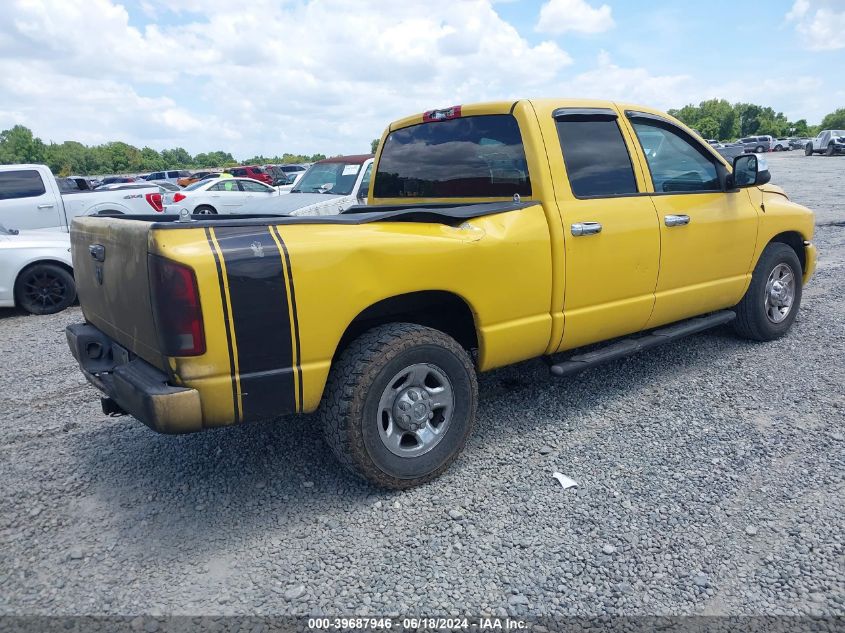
left=754, top=145, right=765, bottom=153
left=825, top=142, right=835, bottom=157
left=193, top=205, right=217, bottom=215
left=733, top=243, right=802, bottom=342
left=805, top=143, right=813, bottom=156
left=774, top=145, right=782, bottom=152
left=320, top=323, right=477, bottom=489
left=14, top=263, right=76, bottom=315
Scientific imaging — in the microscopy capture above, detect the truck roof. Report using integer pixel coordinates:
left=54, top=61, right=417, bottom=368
left=386, top=98, right=674, bottom=132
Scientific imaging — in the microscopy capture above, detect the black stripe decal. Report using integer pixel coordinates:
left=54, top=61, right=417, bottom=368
left=271, top=225, right=303, bottom=411
left=214, top=226, right=297, bottom=420
left=204, top=227, right=240, bottom=423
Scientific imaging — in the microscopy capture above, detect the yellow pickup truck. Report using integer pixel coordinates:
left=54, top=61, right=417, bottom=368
left=66, top=99, right=816, bottom=488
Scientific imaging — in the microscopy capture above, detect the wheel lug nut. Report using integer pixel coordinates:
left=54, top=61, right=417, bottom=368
left=401, top=415, right=410, bottom=424
left=410, top=423, right=418, bottom=431
left=409, top=391, right=419, bottom=402
left=399, top=402, right=409, bottom=411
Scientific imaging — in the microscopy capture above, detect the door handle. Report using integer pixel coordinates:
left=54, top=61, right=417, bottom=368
left=571, top=221, right=602, bottom=236
left=37, top=203, right=55, bottom=209
left=664, top=214, right=690, bottom=227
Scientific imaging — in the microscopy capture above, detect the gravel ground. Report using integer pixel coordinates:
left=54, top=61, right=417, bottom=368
left=0, top=152, right=842, bottom=619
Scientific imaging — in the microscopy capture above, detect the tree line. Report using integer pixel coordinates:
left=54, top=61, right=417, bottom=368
left=667, top=100, right=845, bottom=141
left=0, top=125, right=327, bottom=176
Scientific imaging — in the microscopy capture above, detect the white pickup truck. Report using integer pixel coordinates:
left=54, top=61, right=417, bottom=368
left=0, top=164, right=163, bottom=231
left=804, top=130, right=845, bottom=156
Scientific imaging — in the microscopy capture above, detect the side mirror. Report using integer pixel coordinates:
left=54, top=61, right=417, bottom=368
left=731, top=154, right=771, bottom=188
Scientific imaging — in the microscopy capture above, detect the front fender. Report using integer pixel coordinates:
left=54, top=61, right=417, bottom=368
left=749, top=186, right=816, bottom=279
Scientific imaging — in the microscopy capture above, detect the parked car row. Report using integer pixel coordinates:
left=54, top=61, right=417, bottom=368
left=705, top=134, right=844, bottom=156
left=162, top=156, right=371, bottom=217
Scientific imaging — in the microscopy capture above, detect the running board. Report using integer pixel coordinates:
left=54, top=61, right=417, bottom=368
left=549, top=310, right=736, bottom=377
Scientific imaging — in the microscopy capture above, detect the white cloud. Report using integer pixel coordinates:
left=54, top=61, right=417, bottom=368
left=563, top=52, right=690, bottom=107
left=536, top=0, right=614, bottom=35
left=0, top=0, right=576, bottom=157
left=0, top=0, right=834, bottom=159
left=786, top=0, right=845, bottom=50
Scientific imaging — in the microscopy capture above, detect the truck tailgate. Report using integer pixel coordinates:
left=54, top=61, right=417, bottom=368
left=70, top=217, right=166, bottom=371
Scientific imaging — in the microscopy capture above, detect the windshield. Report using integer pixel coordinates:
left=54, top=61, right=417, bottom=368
left=293, top=162, right=361, bottom=195
left=832, top=130, right=845, bottom=137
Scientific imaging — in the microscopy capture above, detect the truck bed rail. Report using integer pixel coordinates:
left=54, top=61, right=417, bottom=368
left=92, top=200, right=537, bottom=229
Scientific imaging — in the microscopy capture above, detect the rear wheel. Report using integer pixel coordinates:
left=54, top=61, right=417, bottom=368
left=754, top=145, right=765, bottom=153
left=320, top=323, right=477, bottom=489
left=193, top=205, right=217, bottom=215
left=733, top=243, right=802, bottom=341
left=14, top=263, right=76, bottom=315
left=805, top=143, right=813, bottom=156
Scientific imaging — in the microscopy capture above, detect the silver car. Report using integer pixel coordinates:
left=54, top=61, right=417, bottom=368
left=737, top=136, right=773, bottom=153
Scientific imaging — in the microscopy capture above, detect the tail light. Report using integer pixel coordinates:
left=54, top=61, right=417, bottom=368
left=173, top=192, right=186, bottom=203
left=145, top=192, right=163, bottom=212
left=149, top=255, right=205, bottom=357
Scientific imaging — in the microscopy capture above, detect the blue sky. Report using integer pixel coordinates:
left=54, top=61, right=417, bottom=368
left=0, top=0, right=842, bottom=158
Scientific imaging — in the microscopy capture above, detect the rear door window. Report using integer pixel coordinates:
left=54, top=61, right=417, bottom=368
left=0, top=170, right=47, bottom=200
left=555, top=116, right=638, bottom=197
left=374, top=114, right=531, bottom=198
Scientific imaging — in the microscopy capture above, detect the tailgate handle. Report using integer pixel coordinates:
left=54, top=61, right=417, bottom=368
left=89, top=244, right=105, bottom=262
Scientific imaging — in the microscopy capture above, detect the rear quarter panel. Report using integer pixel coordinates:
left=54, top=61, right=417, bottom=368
left=153, top=206, right=553, bottom=423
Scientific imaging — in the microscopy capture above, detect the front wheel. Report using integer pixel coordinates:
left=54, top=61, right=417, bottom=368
left=733, top=243, right=803, bottom=341
left=320, top=323, right=477, bottom=489
left=14, top=263, right=77, bottom=315
left=825, top=142, right=835, bottom=157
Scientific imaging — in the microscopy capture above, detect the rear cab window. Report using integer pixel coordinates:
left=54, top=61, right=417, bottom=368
left=373, top=114, right=531, bottom=198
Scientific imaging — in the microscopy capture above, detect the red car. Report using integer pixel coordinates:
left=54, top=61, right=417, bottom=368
left=229, top=165, right=273, bottom=185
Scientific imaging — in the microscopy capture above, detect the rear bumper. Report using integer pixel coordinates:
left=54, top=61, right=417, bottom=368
left=804, top=241, right=817, bottom=285
left=66, top=323, right=203, bottom=434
